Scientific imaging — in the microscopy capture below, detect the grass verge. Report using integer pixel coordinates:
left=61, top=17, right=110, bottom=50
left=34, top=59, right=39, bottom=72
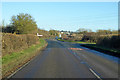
left=57, top=39, right=120, bottom=58
left=81, top=44, right=120, bottom=58
left=2, top=38, right=48, bottom=78
left=57, top=39, right=95, bottom=44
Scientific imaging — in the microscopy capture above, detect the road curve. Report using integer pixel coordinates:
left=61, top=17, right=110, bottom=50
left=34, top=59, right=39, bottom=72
left=11, top=39, right=119, bottom=79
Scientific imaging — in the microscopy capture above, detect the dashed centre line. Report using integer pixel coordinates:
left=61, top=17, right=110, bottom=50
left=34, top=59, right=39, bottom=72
left=68, top=48, right=102, bottom=80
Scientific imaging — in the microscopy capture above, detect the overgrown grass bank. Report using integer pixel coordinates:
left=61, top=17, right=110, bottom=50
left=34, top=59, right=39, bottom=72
left=2, top=38, right=48, bottom=78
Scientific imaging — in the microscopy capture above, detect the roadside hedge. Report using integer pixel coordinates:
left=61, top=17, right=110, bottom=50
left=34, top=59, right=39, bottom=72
left=96, top=36, right=120, bottom=49
left=2, top=33, right=40, bottom=56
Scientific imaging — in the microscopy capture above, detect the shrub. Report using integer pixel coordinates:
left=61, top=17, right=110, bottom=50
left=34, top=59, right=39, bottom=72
left=2, top=33, right=40, bottom=56
left=96, top=36, right=120, bottom=49
left=81, top=33, right=99, bottom=43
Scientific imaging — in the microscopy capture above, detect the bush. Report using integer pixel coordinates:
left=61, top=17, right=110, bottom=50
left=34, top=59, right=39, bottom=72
left=81, top=33, right=99, bottom=43
left=2, top=33, right=40, bottom=56
left=96, top=36, right=120, bottom=49
left=2, top=25, right=15, bottom=33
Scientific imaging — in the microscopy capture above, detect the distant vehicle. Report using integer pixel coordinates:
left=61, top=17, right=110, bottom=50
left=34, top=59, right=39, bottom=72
left=55, top=36, right=58, bottom=39
left=37, top=33, right=43, bottom=37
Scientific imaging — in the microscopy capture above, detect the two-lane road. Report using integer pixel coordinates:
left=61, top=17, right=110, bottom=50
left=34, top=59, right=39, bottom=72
left=11, top=39, right=119, bottom=79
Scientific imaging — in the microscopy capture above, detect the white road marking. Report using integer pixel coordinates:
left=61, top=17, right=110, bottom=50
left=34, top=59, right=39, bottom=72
left=69, top=49, right=102, bottom=80
left=89, top=68, right=102, bottom=80
left=7, top=56, right=36, bottom=79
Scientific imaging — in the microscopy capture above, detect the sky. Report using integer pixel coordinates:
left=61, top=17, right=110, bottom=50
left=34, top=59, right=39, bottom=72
left=2, top=2, right=118, bottom=31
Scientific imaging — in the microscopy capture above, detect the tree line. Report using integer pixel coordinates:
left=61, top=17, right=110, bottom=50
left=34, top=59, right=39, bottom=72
left=76, top=28, right=119, bottom=49
left=1, top=13, right=59, bottom=38
left=2, top=13, right=38, bottom=34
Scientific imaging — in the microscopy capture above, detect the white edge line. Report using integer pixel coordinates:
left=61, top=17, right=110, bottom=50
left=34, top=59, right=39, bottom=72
left=6, top=43, right=48, bottom=78
left=7, top=58, right=33, bottom=78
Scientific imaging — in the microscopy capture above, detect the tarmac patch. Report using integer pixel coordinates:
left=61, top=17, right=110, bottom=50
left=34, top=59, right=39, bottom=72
left=68, top=48, right=84, bottom=50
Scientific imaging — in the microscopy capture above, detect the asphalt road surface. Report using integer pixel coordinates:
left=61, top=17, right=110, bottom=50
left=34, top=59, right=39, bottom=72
left=11, top=39, right=119, bottom=79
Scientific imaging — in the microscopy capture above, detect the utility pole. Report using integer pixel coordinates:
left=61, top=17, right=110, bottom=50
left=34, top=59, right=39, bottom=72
left=2, top=20, right=5, bottom=28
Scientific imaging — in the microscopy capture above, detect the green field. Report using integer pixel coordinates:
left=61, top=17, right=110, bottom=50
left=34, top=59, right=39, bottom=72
left=2, top=38, right=48, bottom=78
